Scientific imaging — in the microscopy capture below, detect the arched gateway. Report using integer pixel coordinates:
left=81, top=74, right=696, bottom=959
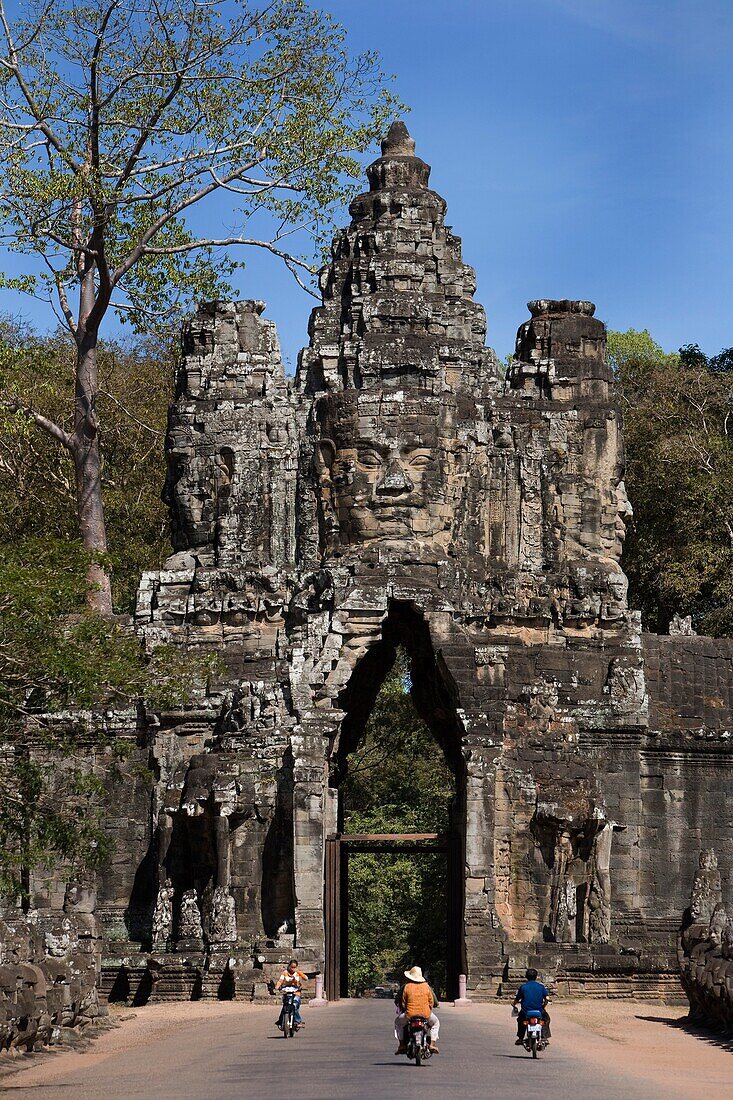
left=323, top=600, right=469, bottom=999
left=38, top=121, right=731, bottom=1005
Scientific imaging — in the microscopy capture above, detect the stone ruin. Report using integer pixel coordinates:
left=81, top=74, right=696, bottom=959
left=3, top=122, right=733, bottom=1011
left=678, top=850, right=733, bottom=1034
left=0, top=881, right=104, bottom=1056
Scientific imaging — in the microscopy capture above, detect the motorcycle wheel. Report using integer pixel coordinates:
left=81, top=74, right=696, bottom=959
left=531, top=1035, right=538, bottom=1058
left=415, top=1044, right=422, bottom=1067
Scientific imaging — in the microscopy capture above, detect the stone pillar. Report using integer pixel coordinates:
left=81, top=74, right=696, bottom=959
left=291, top=731, right=329, bottom=957
left=464, top=745, right=502, bottom=990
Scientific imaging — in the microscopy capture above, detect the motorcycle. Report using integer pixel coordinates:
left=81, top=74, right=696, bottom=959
left=405, top=1015, right=433, bottom=1066
left=523, top=1011, right=548, bottom=1058
left=278, top=991, right=299, bottom=1038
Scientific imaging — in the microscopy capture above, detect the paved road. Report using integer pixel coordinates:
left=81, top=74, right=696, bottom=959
left=6, top=999, right=711, bottom=1100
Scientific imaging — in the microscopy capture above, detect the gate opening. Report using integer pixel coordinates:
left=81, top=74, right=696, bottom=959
left=324, top=603, right=467, bottom=1000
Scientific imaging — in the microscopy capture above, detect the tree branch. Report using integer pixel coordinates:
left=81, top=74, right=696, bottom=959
left=140, top=234, right=319, bottom=295
left=38, top=252, right=77, bottom=337
left=98, top=388, right=163, bottom=438
left=2, top=400, right=76, bottom=454
left=0, top=0, right=83, bottom=175
left=110, top=159, right=264, bottom=284
left=90, top=3, right=121, bottom=174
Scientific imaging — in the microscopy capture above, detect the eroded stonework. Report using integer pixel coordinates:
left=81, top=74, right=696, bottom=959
left=678, top=850, right=733, bottom=1033
left=7, top=122, right=733, bottom=1006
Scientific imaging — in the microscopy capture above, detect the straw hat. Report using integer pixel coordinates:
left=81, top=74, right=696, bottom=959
left=403, top=966, right=426, bottom=983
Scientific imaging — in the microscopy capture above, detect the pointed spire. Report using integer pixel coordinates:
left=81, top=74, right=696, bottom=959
left=381, top=120, right=416, bottom=157
left=366, top=120, right=431, bottom=193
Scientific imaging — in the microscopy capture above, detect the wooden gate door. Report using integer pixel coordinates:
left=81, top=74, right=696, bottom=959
left=324, top=832, right=459, bottom=1001
left=324, top=834, right=342, bottom=1001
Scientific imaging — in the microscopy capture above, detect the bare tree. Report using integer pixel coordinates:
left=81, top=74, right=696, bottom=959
left=0, top=0, right=399, bottom=612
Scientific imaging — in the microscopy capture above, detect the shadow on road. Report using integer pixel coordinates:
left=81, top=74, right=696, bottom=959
left=495, top=1053, right=540, bottom=1060
left=371, top=1061, right=431, bottom=1067
left=635, top=1014, right=733, bottom=1054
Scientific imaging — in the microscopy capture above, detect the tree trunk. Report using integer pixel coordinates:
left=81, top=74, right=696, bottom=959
left=74, top=330, right=113, bottom=615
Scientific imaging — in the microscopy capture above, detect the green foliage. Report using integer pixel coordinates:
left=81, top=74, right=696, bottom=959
left=610, top=329, right=733, bottom=635
left=0, top=318, right=211, bottom=897
left=347, top=852, right=447, bottom=998
left=679, top=343, right=710, bottom=369
left=0, top=531, right=208, bottom=897
left=607, top=328, right=679, bottom=373
left=0, top=0, right=403, bottom=331
left=0, top=753, right=115, bottom=900
left=342, top=651, right=454, bottom=835
left=0, top=318, right=171, bottom=610
left=342, top=650, right=454, bottom=996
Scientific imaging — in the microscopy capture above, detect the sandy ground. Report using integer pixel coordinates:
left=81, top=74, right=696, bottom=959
left=553, top=999, right=732, bottom=1095
left=2, top=998, right=730, bottom=1098
left=1, top=1001, right=269, bottom=1088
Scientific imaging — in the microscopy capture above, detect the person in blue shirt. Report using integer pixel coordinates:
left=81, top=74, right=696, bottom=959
left=513, top=968, right=551, bottom=1045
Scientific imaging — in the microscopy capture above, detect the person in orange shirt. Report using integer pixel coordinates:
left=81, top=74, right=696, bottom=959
left=275, top=958, right=308, bottom=1030
left=394, top=965, right=440, bottom=1054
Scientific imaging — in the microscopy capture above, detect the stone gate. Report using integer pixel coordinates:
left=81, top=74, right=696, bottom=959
left=15, top=123, right=733, bottom=1004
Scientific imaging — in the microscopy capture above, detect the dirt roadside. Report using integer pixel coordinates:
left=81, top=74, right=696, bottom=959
left=534, top=999, right=732, bottom=1097
left=1, top=1002, right=271, bottom=1089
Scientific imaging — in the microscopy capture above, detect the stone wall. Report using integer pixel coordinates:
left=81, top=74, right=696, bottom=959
left=641, top=636, right=733, bottom=916
left=0, top=889, right=104, bottom=1056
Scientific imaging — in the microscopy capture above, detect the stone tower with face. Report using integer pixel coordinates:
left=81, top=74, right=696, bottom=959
left=298, top=121, right=503, bottom=564
left=298, top=122, right=631, bottom=600
left=163, top=299, right=297, bottom=571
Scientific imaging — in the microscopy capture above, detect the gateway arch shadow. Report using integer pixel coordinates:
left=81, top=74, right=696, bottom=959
left=324, top=600, right=467, bottom=1001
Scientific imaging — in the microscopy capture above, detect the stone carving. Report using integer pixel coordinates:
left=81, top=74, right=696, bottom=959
left=208, top=886, right=237, bottom=944
left=549, top=830, right=575, bottom=943
left=178, top=890, right=204, bottom=945
left=587, top=822, right=614, bottom=944
left=690, top=849, right=722, bottom=923
left=678, top=851, right=733, bottom=1034
left=152, top=880, right=174, bottom=947
left=10, top=120, right=733, bottom=1011
left=0, top=900, right=102, bottom=1057
left=160, top=298, right=297, bottom=571
left=532, top=770, right=614, bottom=947
left=606, top=657, right=648, bottom=718
left=669, top=613, right=697, bottom=637
left=315, top=390, right=460, bottom=559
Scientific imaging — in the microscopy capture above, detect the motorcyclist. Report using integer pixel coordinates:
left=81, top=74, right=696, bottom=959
left=394, top=965, right=440, bottom=1055
left=513, top=967, right=551, bottom=1045
left=275, top=958, right=308, bottom=1031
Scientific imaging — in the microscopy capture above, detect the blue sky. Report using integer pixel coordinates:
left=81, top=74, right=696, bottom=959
left=2, top=0, right=732, bottom=371
left=312, top=0, right=733, bottom=369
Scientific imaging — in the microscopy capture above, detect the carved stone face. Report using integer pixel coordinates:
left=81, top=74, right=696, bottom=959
left=612, top=478, right=633, bottom=555
left=316, top=391, right=453, bottom=550
left=164, top=425, right=213, bottom=550
left=164, top=423, right=238, bottom=553
left=606, top=570, right=628, bottom=606
left=709, top=902, right=728, bottom=945
left=700, top=848, right=719, bottom=871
